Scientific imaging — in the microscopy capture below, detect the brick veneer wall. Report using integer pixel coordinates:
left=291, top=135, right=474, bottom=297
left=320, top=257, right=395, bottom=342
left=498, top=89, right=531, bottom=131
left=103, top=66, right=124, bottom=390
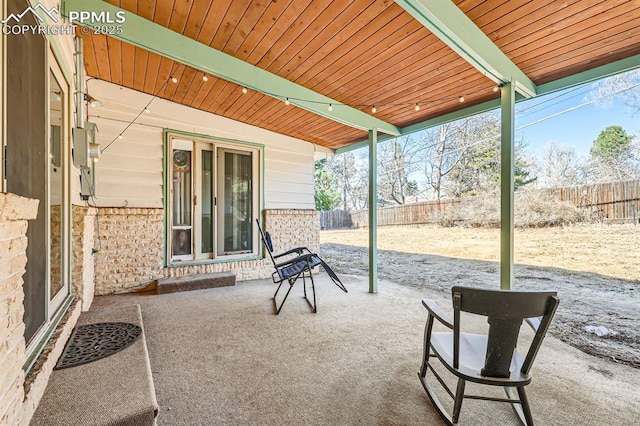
left=93, top=208, right=165, bottom=295
left=264, top=209, right=320, bottom=256
left=0, top=193, right=38, bottom=424
left=92, top=208, right=319, bottom=294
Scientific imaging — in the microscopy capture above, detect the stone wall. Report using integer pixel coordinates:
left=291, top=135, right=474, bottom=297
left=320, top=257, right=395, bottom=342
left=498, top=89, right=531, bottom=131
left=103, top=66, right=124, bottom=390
left=72, top=206, right=97, bottom=310
left=92, top=208, right=320, bottom=293
left=0, top=193, right=38, bottom=425
left=93, top=208, right=164, bottom=295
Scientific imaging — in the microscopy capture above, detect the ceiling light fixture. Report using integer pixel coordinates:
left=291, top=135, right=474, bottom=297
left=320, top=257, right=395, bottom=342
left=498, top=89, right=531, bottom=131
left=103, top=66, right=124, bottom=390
left=372, top=105, right=377, bottom=114
left=493, top=85, right=500, bottom=92
left=144, top=108, right=151, bottom=114
left=202, top=75, right=208, bottom=82
left=414, top=103, right=420, bottom=111
left=117, top=134, right=124, bottom=140
left=459, top=96, right=465, bottom=103
left=284, top=98, right=290, bottom=106
left=171, top=76, right=178, bottom=83
left=328, top=103, right=333, bottom=112
left=242, top=87, right=248, bottom=94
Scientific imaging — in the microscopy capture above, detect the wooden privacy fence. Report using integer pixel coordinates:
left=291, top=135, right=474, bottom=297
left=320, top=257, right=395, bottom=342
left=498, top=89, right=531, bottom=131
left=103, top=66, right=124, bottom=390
left=319, top=210, right=352, bottom=229
left=319, top=179, right=640, bottom=229
left=348, top=198, right=468, bottom=228
left=545, top=179, right=640, bottom=222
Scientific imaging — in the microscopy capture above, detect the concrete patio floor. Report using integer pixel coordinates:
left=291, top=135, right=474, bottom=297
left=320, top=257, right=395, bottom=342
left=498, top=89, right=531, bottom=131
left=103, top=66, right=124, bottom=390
left=92, top=274, right=640, bottom=425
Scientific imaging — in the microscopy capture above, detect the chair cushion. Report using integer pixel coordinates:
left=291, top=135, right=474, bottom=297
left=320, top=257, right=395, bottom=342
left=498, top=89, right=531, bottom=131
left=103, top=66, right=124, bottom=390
left=430, top=332, right=531, bottom=385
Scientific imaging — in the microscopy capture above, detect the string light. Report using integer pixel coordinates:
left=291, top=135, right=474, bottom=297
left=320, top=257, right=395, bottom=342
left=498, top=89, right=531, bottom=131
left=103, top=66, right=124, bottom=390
left=242, top=87, right=248, bottom=94
left=202, top=75, right=208, bottom=82
left=101, top=69, right=179, bottom=153
left=371, top=105, right=377, bottom=113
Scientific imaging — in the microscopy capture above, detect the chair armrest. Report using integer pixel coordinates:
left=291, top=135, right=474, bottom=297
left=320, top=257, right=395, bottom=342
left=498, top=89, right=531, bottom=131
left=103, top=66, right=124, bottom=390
left=274, top=253, right=316, bottom=268
left=526, top=317, right=541, bottom=331
left=422, top=299, right=454, bottom=329
left=273, top=246, right=309, bottom=258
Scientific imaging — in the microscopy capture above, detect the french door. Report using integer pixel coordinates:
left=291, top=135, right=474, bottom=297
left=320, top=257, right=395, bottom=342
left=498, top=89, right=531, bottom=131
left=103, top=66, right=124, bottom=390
left=169, top=138, right=259, bottom=263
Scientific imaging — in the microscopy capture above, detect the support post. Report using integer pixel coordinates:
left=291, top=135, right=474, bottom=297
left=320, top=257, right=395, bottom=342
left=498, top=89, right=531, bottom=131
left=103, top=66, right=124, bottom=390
left=368, top=129, right=378, bottom=293
left=500, top=82, right=515, bottom=290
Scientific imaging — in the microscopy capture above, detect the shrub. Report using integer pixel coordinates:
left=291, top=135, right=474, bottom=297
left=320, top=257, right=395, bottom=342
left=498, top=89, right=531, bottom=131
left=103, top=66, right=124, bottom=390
left=429, top=190, right=586, bottom=228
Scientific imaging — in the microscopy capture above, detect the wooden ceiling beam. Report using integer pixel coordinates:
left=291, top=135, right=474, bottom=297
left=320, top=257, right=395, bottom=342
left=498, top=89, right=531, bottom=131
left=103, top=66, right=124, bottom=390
left=62, top=0, right=401, bottom=137
left=395, top=0, right=537, bottom=98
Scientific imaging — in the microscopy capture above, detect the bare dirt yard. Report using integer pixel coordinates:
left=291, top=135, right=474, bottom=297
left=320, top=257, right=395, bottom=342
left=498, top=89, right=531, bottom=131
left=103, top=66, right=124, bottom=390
left=320, top=224, right=640, bottom=368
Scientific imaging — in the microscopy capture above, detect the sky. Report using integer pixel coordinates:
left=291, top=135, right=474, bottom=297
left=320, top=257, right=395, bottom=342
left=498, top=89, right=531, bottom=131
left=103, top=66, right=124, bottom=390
left=515, top=84, right=639, bottom=161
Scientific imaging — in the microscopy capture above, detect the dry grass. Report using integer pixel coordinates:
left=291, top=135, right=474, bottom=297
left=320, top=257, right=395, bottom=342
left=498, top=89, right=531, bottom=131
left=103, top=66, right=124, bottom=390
left=321, top=224, right=640, bottom=282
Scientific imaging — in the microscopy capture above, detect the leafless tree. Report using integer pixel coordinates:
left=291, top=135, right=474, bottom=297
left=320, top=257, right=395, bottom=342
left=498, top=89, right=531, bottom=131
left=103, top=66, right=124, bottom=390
left=539, top=143, right=584, bottom=188
left=377, top=136, right=421, bottom=204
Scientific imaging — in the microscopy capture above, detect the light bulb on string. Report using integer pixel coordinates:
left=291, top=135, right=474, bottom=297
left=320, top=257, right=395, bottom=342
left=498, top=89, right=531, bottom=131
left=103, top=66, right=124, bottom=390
left=328, top=103, right=333, bottom=112
left=118, top=134, right=124, bottom=140
left=202, top=75, right=208, bottom=82
left=493, top=85, right=500, bottom=92
left=372, top=105, right=377, bottom=114
left=242, top=87, right=248, bottom=94
left=170, top=76, right=178, bottom=84
left=284, top=98, right=290, bottom=106
left=459, top=96, right=465, bottom=103
left=144, top=108, right=151, bottom=114
left=414, top=103, right=420, bottom=111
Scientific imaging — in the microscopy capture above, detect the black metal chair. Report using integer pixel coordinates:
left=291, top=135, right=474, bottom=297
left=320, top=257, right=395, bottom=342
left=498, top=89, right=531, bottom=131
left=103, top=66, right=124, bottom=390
left=256, top=219, right=346, bottom=314
left=419, top=286, right=559, bottom=425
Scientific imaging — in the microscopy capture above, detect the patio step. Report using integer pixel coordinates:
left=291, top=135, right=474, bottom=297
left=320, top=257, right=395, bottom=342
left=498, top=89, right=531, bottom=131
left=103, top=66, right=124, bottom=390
left=155, top=272, right=236, bottom=294
left=31, top=304, right=158, bottom=426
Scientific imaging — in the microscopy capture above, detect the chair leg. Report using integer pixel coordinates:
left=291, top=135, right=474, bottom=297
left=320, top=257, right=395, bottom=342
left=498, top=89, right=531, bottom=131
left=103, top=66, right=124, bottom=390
left=517, top=387, right=534, bottom=426
left=452, top=378, right=466, bottom=424
left=505, top=386, right=533, bottom=426
left=420, top=316, right=435, bottom=377
left=303, top=272, right=317, bottom=313
left=274, top=278, right=296, bottom=314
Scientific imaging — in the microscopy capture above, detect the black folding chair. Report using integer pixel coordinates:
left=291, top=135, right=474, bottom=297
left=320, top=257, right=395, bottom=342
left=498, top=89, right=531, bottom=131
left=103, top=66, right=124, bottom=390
left=419, top=286, right=559, bottom=425
left=256, top=219, right=346, bottom=314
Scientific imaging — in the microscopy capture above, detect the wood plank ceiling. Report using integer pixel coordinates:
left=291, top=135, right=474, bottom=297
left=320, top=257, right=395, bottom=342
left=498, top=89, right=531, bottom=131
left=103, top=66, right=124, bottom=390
left=80, top=0, right=640, bottom=150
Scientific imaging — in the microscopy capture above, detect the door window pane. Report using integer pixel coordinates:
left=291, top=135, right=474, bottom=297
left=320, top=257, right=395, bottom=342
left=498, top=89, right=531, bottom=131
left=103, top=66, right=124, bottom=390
left=49, top=72, right=63, bottom=299
left=172, top=149, right=192, bottom=226
left=201, top=150, right=213, bottom=253
left=223, top=151, right=252, bottom=253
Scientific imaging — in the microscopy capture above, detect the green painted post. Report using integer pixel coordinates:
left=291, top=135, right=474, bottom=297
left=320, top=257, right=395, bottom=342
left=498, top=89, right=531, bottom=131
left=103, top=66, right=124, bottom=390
left=368, top=129, right=378, bottom=294
left=500, top=82, right=515, bottom=290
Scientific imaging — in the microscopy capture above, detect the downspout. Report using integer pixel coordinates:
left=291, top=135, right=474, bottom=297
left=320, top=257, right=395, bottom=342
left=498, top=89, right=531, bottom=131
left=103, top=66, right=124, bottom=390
left=75, top=37, right=84, bottom=128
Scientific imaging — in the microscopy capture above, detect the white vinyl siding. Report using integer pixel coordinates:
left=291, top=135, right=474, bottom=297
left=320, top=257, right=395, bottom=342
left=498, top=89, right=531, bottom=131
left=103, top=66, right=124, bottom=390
left=87, top=80, right=316, bottom=209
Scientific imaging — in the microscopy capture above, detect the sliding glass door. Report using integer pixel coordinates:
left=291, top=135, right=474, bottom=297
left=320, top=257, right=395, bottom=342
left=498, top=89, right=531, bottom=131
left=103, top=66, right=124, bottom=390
left=168, top=136, right=260, bottom=263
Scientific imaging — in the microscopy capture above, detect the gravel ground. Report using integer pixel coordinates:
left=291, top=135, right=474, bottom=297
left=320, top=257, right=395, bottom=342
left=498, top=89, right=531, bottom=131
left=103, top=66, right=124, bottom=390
left=320, top=242, right=639, bottom=368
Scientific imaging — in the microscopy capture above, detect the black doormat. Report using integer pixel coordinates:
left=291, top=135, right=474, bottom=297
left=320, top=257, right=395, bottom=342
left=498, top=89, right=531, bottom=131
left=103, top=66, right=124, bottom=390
left=55, top=322, right=142, bottom=370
